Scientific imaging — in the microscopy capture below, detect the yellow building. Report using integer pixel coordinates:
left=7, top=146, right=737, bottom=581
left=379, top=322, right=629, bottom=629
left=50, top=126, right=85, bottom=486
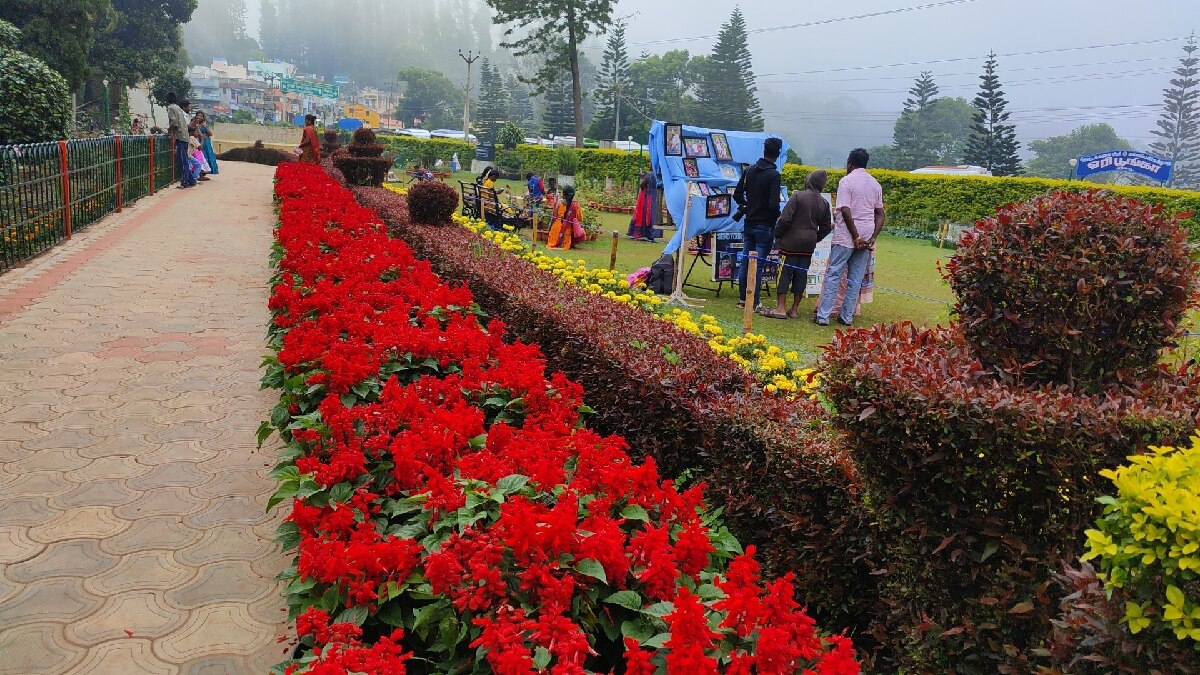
left=341, top=104, right=381, bottom=128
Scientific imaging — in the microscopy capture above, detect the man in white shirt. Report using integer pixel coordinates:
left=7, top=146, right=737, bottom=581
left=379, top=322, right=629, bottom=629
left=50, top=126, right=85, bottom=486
left=166, top=94, right=196, bottom=188
left=815, top=148, right=885, bottom=326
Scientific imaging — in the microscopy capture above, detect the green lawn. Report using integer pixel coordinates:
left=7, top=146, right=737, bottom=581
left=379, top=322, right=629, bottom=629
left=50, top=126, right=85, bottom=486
left=440, top=171, right=1197, bottom=363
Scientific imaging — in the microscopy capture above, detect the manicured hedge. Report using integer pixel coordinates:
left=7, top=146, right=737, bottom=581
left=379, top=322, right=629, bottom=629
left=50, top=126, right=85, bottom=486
left=821, top=323, right=1200, bottom=672
left=382, top=136, right=647, bottom=185
left=352, top=185, right=879, bottom=647
left=781, top=165, right=1200, bottom=240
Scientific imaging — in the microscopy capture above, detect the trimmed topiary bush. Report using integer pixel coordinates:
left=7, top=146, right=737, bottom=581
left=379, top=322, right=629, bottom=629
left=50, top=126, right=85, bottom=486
left=947, top=190, right=1198, bottom=389
left=821, top=323, right=1200, bottom=671
left=0, top=20, right=69, bottom=144
left=217, top=145, right=294, bottom=166
left=333, top=128, right=391, bottom=187
left=406, top=181, right=458, bottom=225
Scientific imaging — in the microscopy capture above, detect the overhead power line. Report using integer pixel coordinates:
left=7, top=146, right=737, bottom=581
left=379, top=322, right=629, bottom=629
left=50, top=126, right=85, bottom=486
left=629, top=0, right=983, bottom=46
left=755, top=37, right=1186, bottom=78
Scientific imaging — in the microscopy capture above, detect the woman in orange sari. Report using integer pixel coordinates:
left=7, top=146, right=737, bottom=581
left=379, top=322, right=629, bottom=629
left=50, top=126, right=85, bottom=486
left=547, top=186, right=581, bottom=250
left=298, top=115, right=321, bottom=164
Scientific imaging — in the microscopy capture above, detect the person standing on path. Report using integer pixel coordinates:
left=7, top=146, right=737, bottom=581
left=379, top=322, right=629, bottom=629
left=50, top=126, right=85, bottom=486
left=195, top=111, right=219, bottom=176
left=761, top=169, right=833, bottom=319
left=815, top=148, right=885, bottom=326
left=734, top=137, right=784, bottom=310
left=297, top=114, right=321, bottom=164
left=166, top=94, right=196, bottom=188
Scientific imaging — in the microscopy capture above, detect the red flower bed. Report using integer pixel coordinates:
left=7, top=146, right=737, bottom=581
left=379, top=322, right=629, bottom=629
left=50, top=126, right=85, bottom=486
left=352, top=185, right=876, bottom=641
left=265, top=162, right=860, bottom=674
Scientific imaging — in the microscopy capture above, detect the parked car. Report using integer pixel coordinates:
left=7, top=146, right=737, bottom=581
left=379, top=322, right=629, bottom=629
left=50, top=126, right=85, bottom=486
left=910, top=165, right=993, bottom=176
left=396, top=128, right=433, bottom=139
left=430, top=129, right=477, bottom=143
left=612, top=140, right=645, bottom=153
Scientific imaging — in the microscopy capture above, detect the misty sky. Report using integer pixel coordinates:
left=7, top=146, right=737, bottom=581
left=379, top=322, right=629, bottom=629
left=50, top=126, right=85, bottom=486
left=242, top=0, right=1199, bottom=155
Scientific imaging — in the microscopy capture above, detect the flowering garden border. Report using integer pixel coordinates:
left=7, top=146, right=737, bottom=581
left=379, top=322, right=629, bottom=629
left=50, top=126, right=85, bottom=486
left=354, top=185, right=877, bottom=638
left=263, top=163, right=860, bottom=674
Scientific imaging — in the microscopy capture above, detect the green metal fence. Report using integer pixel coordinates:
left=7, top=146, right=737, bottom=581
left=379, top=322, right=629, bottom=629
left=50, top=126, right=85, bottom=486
left=0, top=134, right=174, bottom=273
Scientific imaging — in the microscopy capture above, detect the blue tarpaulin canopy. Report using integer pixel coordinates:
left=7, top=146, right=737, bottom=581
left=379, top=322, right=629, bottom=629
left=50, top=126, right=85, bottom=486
left=649, top=120, right=790, bottom=254
left=336, top=118, right=364, bottom=131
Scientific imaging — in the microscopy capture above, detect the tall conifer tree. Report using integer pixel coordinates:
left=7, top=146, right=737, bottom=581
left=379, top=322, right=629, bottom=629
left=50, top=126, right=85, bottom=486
left=696, top=7, right=762, bottom=131
left=893, top=71, right=941, bottom=169
left=475, top=58, right=511, bottom=144
left=963, top=52, right=1022, bottom=176
left=903, top=71, right=939, bottom=112
left=590, top=20, right=630, bottom=141
left=543, top=78, right=574, bottom=138
left=1150, top=33, right=1199, bottom=188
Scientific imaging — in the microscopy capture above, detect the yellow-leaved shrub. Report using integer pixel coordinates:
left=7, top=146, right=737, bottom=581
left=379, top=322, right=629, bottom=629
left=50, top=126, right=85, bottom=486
left=1083, top=434, right=1200, bottom=641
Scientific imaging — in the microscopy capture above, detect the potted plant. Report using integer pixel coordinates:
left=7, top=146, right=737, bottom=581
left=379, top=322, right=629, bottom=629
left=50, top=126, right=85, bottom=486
left=554, top=145, right=579, bottom=188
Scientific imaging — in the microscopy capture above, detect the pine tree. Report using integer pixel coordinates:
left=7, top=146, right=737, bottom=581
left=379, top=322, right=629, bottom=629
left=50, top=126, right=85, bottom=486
left=893, top=71, right=941, bottom=169
left=543, top=77, right=574, bottom=138
left=506, top=75, right=537, bottom=134
left=903, top=71, right=939, bottom=112
left=475, top=58, right=511, bottom=144
left=590, top=20, right=630, bottom=141
left=1150, top=33, right=1200, bottom=188
left=696, top=8, right=762, bottom=131
left=963, top=52, right=1022, bottom=176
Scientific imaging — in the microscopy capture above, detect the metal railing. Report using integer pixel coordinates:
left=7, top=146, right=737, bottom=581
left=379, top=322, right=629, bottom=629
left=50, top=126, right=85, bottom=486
left=0, top=134, right=175, bottom=272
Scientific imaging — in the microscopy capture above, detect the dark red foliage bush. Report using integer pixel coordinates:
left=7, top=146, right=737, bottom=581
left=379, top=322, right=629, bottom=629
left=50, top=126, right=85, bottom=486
left=351, top=184, right=879, bottom=646
left=947, top=190, right=1198, bottom=389
left=821, top=322, right=1200, bottom=671
left=406, top=182, right=459, bottom=225
left=333, top=128, right=391, bottom=186
left=1046, top=562, right=1200, bottom=674
left=216, top=145, right=294, bottom=166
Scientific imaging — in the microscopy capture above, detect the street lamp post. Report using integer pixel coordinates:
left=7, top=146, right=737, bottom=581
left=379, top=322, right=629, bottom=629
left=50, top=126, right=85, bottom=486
left=459, top=50, right=480, bottom=144
left=102, top=78, right=110, bottom=134
left=1067, top=158, right=1078, bottom=181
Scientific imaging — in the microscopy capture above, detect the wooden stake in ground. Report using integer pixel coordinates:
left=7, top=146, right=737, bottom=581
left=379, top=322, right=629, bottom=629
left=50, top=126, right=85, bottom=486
left=742, top=255, right=757, bottom=335
left=531, top=211, right=538, bottom=249
left=609, top=231, right=619, bottom=270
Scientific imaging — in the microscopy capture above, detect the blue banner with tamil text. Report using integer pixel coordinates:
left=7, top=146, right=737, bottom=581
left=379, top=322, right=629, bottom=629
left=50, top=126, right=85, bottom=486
left=1075, top=150, right=1173, bottom=182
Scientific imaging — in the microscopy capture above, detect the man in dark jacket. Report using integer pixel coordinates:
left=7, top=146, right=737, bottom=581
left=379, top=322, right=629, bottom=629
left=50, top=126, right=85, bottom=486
left=761, top=169, right=833, bottom=319
left=733, top=137, right=783, bottom=309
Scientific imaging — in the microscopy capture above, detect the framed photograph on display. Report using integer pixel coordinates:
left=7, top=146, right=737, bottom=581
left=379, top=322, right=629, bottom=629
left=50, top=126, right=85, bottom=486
left=698, top=183, right=712, bottom=196
left=684, top=137, right=710, bottom=158
left=664, top=123, right=683, bottom=156
left=720, top=164, right=739, bottom=180
left=712, top=232, right=743, bottom=282
left=710, top=132, right=732, bottom=161
left=687, top=181, right=703, bottom=196
left=682, top=158, right=699, bottom=178
left=706, top=194, right=731, bottom=218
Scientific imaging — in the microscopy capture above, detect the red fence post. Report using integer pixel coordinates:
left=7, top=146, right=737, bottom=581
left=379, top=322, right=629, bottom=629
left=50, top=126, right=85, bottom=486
left=114, top=135, right=123, bottom=212
left=58, top=140, right=72, bottom=240
left=148, top=136, right=155, bottom=195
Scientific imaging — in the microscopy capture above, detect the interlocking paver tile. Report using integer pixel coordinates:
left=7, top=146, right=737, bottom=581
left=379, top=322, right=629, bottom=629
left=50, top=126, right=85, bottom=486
left=27, top=505, right=131, bottom=544
left=67, top=591, right=186, bottom=645
left=0, top=577, right=104, bottom=625
left=65, top=638, right=175, bottom=675
left=6, top=539, right=119, bottom=582
left=155, top=602, right=275, bottom=662
left=113, top=486, right=204, bottom=519
left=0, top=622, right=85, bottom=675
left=48, top=479, right=140, bottom=509
left=176, top=527, right=278, bottom=567
left=166, top=560, right=275, bottom=609
left=65, top=456, right=150, bottom=482
left=7, top=448, right=92, bottom=473
left=87, top=549, right=196, bottom=595
left=0, top=527, right=45, bottom=564
left=0, top=162, right=286, bottom=670
left=126, top=461, right=210, bottom=490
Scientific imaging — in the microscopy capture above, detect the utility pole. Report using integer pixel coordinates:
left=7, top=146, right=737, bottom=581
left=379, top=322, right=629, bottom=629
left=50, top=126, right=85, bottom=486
left=459, top=50, right=479, bottom=143
left=614, top=88, right=621, bottom=145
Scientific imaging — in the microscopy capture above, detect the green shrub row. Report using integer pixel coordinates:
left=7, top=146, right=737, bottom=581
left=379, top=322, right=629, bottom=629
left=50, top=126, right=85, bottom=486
left=382, top=136, right=649, bottom=184
left=781, top=165, right=1200, bottom=241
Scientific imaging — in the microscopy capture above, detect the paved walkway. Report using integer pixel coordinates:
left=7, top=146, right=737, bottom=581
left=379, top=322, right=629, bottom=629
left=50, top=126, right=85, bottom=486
left=0, top=162, right=289, bottom=674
